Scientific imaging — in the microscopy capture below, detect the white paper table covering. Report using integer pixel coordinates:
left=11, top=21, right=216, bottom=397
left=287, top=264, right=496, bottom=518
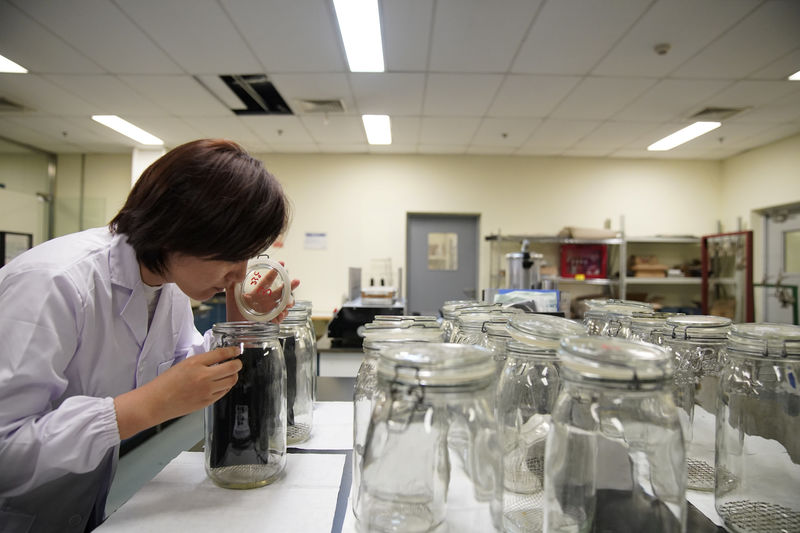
left=97, top=451, right=345, bottom=532
left=292, top=401, right=353, bottom=450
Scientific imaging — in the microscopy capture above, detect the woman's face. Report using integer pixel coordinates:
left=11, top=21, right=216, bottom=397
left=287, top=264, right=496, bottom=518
left=163, top=254, right=248, bottom=301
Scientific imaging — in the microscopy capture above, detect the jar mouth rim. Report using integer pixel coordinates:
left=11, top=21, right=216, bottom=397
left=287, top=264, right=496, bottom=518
left=661, top=314, right=732, bottom=339
left=727, top=322, right=800, bottom=357
left=507, top=314, right=585, bottom=346
left=558, top=335, right=673, bottom=382
left=506, top=339, right=557, bottom=357
left=212, top=321, right=279, bottom=335
left=377, top=343, right=495, bottom=385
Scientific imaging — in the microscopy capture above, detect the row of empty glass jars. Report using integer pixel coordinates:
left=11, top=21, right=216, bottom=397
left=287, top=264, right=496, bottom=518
left=204, top=322, right=287, bottom=489
left=660, top=314, right=731, bottom=491
left=279, top=305, right=316, bottom=445
left=356, top=343, right=503, bottom=532
left=352, top=320, right=445, bottom=519
left=451, top=307, right=522, bottom=345
left=545, top=336, right=686, bottom=533
left=715, top=322, right=800, bottom=533
left=496, top=314, right=586, bottom=533
left=583, top=299, right=653, bottom=336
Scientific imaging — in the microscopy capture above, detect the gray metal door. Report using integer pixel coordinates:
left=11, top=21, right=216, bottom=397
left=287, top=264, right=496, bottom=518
left=764, top=206, right=800, bottom=324
left=406, top=213, right=479, bottom=316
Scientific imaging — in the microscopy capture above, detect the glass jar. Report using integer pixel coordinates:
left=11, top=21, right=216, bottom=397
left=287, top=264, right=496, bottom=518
left=292, top=300, right=318, bottom=400
left=498, top=314, right=585, bottom=532
left=352, top=324, right=444, bottom=519
left=715, top=323, right=800, bottom=533
left=278, top=307, right=315, bottom=444
left=544, top=336, right=685, bottom=533
left=660, top=314, right=731, bottom=492
left=582, top=299, right=653, bottom=336
left=204, top=322, right=287, bottom=489
left=356, top=343, right=502, bottom=532
left=625, top=312, right=684, bottom=345
left=441, top=301, right=491, bottom=342
left=481, top=322, right=513, bottom=373
left=452, top=308, right=520, bottom=345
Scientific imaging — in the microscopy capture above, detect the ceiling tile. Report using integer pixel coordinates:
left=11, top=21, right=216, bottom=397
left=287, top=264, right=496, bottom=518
left=550, top=77, right=656, bottom=120
left=222, top=0, right=345, bottom=73
left=12, top=0, right=181, bottom=74
left=417, top=144, right=467, bottom=154
left=116, top=0, right=262, bottom=75
left=368, top=144, right=419, bottom=154
left=593, top=0, right=759, bottom=77
left=388, top=117, right=421, bottom=145
left=419, top=117, right=481, bottom=144
left=487, top=75, right=581, bottom=118
left=240, top=115, right=315, bottom=144
left=382, top=0, right=434, bottom=72
left=320, top=144, right=369, bottom=153
left=0, top=1, right=102, bottom=74
left=673, top=1, right=800, bottom=79
left=572, top=121, right=660, bottom=150
left=429, top=0, right=542, bottom=73
left=423, top=74, right=504, bottom=116
left=466, top=145, right=516, bottom=155
left=522, top=118, right=600, bottom=148
left=264, top=143, right=319, bottom=153
left=181, top=116, right=261, bottom=145
left=615, top=79, right=732, bottom=121
left=512, top=0, right=652, bottom=75
left=7, top=116, right=109, bottom=145
left=561, top=148, right=615, bottom=158
left=118, top=75, right=231, bottom=116
left=349, top=73, right=425, bottom=115
left=750, top=48, right=800, bottom=80
left=728, top=123, right=800, bottom=149
left=300, top=115, right=366, bottom=144
left=119, top=116, right=204, bottom=147
left=727, top=89, right=800, bottom=123
left=44, top=74, right=167, bottom=115
left=0, top=74, right=97, bottom=115
left=701, top=80, right=800, bottom=109
left=471, top=117, right=541, bottom=147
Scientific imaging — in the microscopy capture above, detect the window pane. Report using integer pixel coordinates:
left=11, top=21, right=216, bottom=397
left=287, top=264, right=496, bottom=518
left=428, top=232, right=458, bottom=271
left=785, top=230, right=800, bottom=273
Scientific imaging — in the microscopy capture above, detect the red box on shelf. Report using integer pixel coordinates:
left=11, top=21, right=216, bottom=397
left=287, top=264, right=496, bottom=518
left=560, top=244, right=608, bottom=279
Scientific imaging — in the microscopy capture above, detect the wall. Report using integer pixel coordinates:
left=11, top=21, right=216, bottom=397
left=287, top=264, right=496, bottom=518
left=0, top=153, right=51, bottom=246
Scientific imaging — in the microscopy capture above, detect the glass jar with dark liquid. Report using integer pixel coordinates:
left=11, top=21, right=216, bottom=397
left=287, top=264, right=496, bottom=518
left=204, top=321, right=287, bottom=489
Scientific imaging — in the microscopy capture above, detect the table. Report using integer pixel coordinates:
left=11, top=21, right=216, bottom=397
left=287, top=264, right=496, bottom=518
left=98, top=377, right=729, bottom=532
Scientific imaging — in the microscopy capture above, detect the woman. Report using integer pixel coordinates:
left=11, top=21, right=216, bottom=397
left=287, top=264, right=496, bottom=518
left=0, top=139, right=299, bottom=532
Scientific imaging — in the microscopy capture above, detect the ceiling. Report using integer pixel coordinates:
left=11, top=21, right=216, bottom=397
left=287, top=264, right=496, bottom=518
left=0, top=0, right=799, bottom=159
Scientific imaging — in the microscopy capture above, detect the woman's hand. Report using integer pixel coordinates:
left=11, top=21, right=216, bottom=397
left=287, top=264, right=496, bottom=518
left=114, top=347, right=242, bottom=439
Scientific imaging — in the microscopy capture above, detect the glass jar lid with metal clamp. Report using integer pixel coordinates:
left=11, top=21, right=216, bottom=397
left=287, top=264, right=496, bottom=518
left=233, top=254, right=294, bottom=322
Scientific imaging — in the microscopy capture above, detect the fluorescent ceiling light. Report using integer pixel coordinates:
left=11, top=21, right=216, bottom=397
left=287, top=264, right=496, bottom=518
left=362, top=114, right=391, bottom=145
left=0, top=53, right=27, bottom=73
left=333, top=0, right=384, bottom=72
left=789, top=70, right=800, bottom=81
left=647, top=121, right=721, bottom=151
left=92, top=115, right=164, bottom=146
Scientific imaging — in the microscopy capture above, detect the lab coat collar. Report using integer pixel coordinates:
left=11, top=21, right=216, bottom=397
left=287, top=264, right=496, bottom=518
left=109, top=232, right=147, bottom=346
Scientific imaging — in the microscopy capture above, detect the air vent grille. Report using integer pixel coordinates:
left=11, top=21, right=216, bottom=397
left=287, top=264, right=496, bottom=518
left=295, top=99, right=346, bottom=114
left=689, top=107, right=747, bottom=121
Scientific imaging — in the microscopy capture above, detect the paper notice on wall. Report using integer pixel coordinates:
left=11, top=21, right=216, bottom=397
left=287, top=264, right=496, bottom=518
left=304, top=232, right=327, bottom=250
left=428, top=232, right=458, bottom=271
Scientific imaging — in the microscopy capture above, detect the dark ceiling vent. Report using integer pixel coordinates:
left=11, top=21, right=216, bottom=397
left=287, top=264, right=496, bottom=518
left=689, top=107, right=747, bottom=121
left=0, top=96, right=25, bottom=112
left=220, top=74, right=292, bottom=115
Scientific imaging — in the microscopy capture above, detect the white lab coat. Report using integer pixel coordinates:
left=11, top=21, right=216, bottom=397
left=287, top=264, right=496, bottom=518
left=0, top=227, right=206, bottom=532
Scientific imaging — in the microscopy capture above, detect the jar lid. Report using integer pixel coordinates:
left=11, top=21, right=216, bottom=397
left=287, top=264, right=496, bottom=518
left=456, top=310, right=512, bottom=329
left=506, top=338, right=557, bottom=358
left=233, top=255, right=294, bottom=322
left=483, top=321, right=512, bottom=338
left=584, top=299, right=653, bottom=311
left=363, top=335, right=441, bottom=351
left=662, top=315, right=731, bottom=340
left=378, top=343, right=495, bottom=387
left=212, top=320, right=279, bottom=340
left=507, top=314, right=586, bottom=349
left=559, top=336, right=673, bottom=383
left=726, top=322, right=800, bottom=358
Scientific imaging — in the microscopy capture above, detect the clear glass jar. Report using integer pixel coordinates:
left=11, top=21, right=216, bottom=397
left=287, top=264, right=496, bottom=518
left=452, top=308, right=520, bottom=345
left=498, top=314, right=585, bottom=532
left=441, top=301, right=491, bottom=342
left=204, top=322, right=287, bottom=489
left=544, top=336, right=685, bottom=533
left=715, top=323, right=800, bottom=533
left=625, top=312, right=685, bottom=345
left=660, top=314, right=731, bottom=492
left=582, top=299, right=653, bottom=336
left=352, top=325, right=444, bottom=519
left=356, top=343, right=502, bottom=532
left=481, top=322, right=513, bottom=373
left=278, top=308, right=315, bottom=445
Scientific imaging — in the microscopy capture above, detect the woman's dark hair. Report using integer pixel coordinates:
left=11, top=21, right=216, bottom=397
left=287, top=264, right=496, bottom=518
left=110, top=139, right=289, bottom=275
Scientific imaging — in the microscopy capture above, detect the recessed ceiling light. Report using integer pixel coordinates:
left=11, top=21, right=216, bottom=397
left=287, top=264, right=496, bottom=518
left=362, top=115, right=391, bottom=145
left=647, top=121, right=721, bottom=151
left=789, top=69, right=800, bottom=81
left=91, top=115, right=164, bottom=146
left=333, top=0, right=384, bottom=72
left=0, top=53, right=28, bottom=73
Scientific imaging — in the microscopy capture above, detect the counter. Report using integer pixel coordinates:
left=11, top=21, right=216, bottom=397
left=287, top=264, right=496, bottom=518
left=98, top=377, right=728, bottom=532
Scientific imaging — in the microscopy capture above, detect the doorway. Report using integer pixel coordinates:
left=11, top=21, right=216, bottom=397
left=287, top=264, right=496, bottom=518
left=762, top=204, right=800, bottom=324
left=406, top=213, right=479, bottom=316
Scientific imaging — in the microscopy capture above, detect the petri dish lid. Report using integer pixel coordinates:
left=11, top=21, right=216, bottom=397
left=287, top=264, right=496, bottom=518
left=233, top=255, right=294, bottom=322
left=559, top=335, right=673, bottom=383
left=726, top=322, right=800, bottom=358
left=378, top=343, right=495, bottom=387
left=662, top=315, right=732, bottom=340
left=508, top=314, right=586, bottom=349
